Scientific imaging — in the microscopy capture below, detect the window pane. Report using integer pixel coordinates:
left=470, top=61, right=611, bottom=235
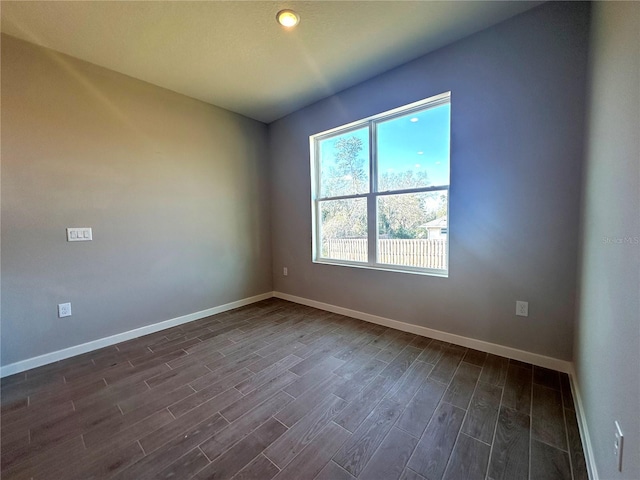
left=377, top=191, right=448, bottom=270
left=319, top=198, right=367, bottom=262
left=377, top=103, right=450, bottom=192
left=319, top=127, right=370, bottom=197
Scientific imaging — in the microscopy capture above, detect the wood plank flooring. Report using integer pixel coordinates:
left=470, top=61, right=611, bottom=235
left=0, top=299, right=588, bottom=480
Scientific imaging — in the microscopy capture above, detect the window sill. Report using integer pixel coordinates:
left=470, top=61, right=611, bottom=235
left=313, top=258, right=448, bottom=278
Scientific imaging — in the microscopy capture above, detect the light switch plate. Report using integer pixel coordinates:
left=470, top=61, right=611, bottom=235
left=67, top=227, right=92, bottom=242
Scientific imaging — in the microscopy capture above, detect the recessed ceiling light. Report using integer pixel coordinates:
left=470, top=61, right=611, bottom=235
left=276, top=9, right=300, bottom=28
left=410, top=117, right=419, bottom=122
left=417, top=151, right=424, bottom=155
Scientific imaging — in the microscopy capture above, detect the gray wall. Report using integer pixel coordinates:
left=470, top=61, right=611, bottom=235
left=1, top=35, right=272, bottom=366
left=575, top=2, right=640, bottom=478
left=269, top=2, right=590, bottom=361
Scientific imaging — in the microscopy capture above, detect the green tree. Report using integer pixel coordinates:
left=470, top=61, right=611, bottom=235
left=322, top=135, right=444, bottom=243
left=378, top=170, right=429, bottom=192
left=321, top=136, right=367, bottom=244
left=378, top=170, right=434, bottom=239
left=378, top=193, right=429, bottom=239
left=323, top=136, right=368, bottom=197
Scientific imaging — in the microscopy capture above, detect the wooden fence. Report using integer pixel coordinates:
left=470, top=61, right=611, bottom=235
left=324, top=238, right=447, bottom=270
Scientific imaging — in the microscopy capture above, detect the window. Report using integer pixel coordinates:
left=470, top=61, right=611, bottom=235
left=311, top=92, right=450, bottom=276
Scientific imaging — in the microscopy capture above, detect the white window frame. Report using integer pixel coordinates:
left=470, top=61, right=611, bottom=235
left=310, top=92, right=451, bottom=277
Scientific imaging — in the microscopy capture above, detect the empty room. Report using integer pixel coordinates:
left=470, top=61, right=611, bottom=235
left=1, top=1, right=638, bottom=479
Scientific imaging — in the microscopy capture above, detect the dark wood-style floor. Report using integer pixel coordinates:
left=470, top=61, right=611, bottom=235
left=0, top=298, right=588, bottom=480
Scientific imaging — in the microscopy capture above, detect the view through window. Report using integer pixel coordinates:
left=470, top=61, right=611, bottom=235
left=311, top=92, right=450, bottom=275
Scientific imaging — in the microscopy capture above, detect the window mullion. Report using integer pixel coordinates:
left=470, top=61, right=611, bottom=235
left=368, top=121, right=378, bottom=265
left=316, top=192, right=369, bottom=202
left=377, top=185, right=450, bottom=196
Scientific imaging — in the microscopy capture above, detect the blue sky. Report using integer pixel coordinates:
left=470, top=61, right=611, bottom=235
left=320, top=103, right=450, bottom=189
left=378, top=103, right=450, bottom=186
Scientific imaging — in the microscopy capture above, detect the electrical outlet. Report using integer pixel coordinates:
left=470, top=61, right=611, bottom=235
left=283, top=267, right=288, bottom=276
left=614, top=421, right=624, bottom=472
left=516, top=301, right=528, bottom=317
left=58, top=302, right=72, bottom=318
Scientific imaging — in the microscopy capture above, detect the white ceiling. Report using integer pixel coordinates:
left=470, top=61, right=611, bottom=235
left=1, top=1, right=543, bottom=123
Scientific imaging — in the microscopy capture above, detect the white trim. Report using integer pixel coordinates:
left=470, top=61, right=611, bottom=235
left=0, top=292, right=274, bottom=378
left=273, top=291, right=572, bottom=373
left=569, top=365, right=599, bottom=480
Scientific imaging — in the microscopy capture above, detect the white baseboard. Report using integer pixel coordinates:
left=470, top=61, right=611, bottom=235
left=0, top=292, right=274, bottom=378
left=1, top=289, right=572, bottom=375
left=274, top=291, right=573, bottom=373
left=569, top=365, right=599, bottom=480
